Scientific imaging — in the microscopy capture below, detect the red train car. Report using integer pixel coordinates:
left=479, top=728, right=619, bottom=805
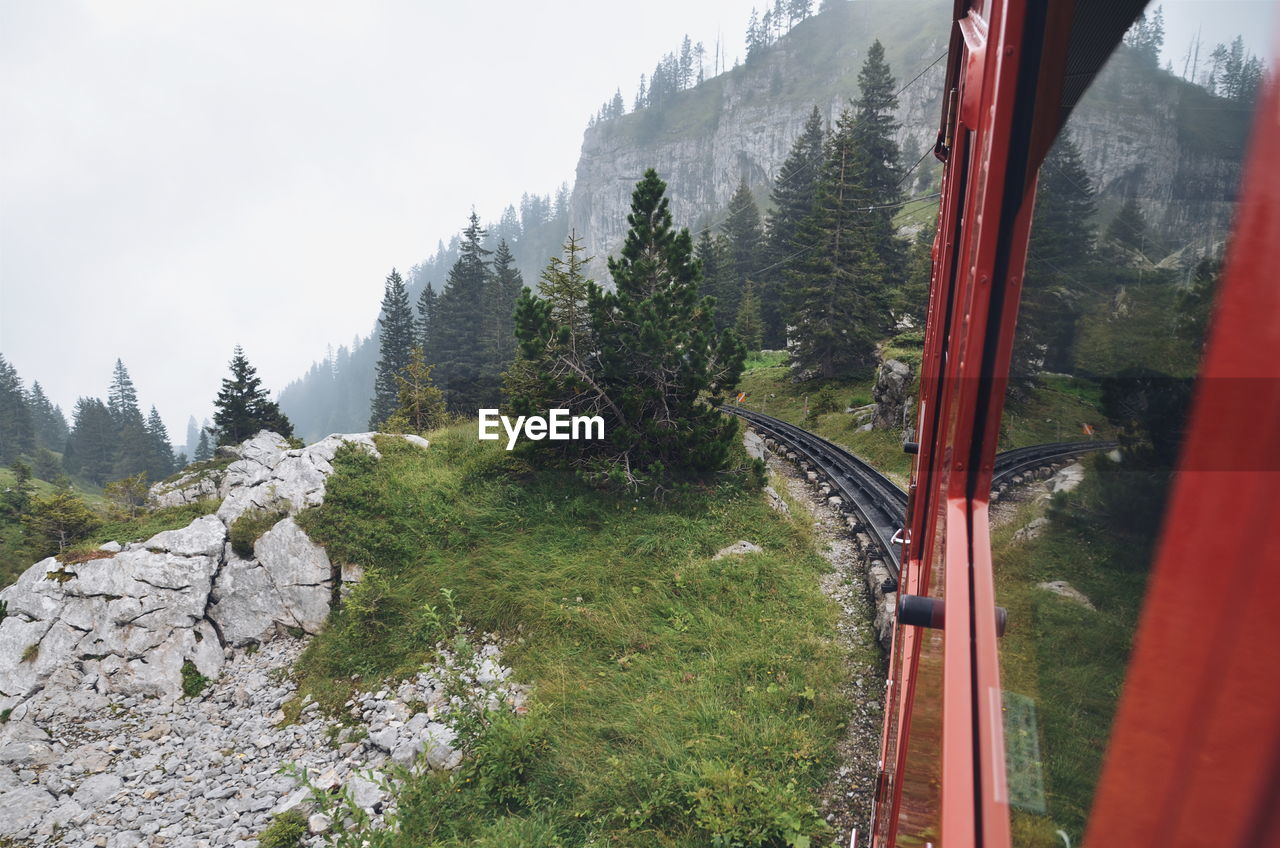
left=873, top=1, right=1280, bottom=845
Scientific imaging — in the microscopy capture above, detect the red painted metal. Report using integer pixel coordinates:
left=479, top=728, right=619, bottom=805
left=872, top=1, right=1079, bottom=845
left=1083, top=73, right=1280, bottom=848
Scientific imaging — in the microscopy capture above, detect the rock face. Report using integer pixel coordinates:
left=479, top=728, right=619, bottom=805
left=0, top=637, right=525, bottom=846
left=0, top=431, right=424, bottom=714
left=570, top=0, right=949, bottom=281
left=569, top=5, right=1244, bottom=283
left=871, top=359, right=914, bottom=432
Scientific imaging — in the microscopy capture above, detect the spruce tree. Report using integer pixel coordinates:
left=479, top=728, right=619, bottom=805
left=433, top=214, right=492, bottom=411
left=586, top=169, right=746, bottom=481
left=787, top=106, right=886, bottom=377
left=384, top=347, right=447, bottom=434
left=27, top=382, right=69, bottom=452
left=369, top=268, right=416, bottom=429
left=107, top=359, right=142, bottom=428
left=0, top=354, right=35, bottom=463
left=1106, top=195, right=1148, bottom=254
left=763, top=106, right=827, bottom=347
left=721, top=177, right=763, bottom=328
left=212, top=346, right=293, bottom=445
left=850, top=39, right=906, bottom=283
left=1013, top=132, right=1098, bottom=384
left=694, top=230, right=735, bottom=329
left=63, top=398, right=116, bottom=484
left=145, top=406, right=176, bottom=480
left=416, top=282, right=438, bottom=355
left=485, top=240, right=525, bottom=378
left=194, top=430, right=212, bottom=462
left=735, top=280, right=765, bottom=351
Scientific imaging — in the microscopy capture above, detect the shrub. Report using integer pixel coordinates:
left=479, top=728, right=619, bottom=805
left=229, top=507, right=288, bottom=558
left=689, top=762, right=830, bottom=847
left=257, top=808, right=308, bottom=848
left=181, top=660, right=210, bottom=697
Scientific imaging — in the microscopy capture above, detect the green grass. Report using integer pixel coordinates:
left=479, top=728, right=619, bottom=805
left=1000, top=374, right=1115, bottom=449
left=181, top=659, right=211, bottom=698
left=992, top=471, right=1152, bottom=846
left=289, top=425, right=877, bottom=846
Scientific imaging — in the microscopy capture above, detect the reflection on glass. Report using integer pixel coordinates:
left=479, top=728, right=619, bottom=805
left=992, top=3, right=1263, bottom=844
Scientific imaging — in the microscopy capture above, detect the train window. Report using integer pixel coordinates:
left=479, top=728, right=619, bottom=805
left=993, top=2, right=1269, bottom=845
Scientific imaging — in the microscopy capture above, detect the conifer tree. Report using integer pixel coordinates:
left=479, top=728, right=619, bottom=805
left=509, top=232, right=596, bottom=415
left=694, top=230, right=735, bottom=330
left=433, top=214, right=493, bottom=411
left=63, top=398, right=116, bottom=484
left=735, top=280, right=765, bottom=351
left=416, top=283, right=438, bottom=355
left=0, top=354, right=35, bottom=463
left=787, top=106, right=886, bottom=377
left=107, top=359, right=142, bottom=428
left=721, top=177, right=763, bottom=328
left=369, top=269, right=416, bottom=429
left=850, top=39, right=906, bottom=281
left=26, top=382, right=69, bottom=452
left=1106, top=195, right=1148, bottom=254
left=763, top=106, right=827, bottom=347
left=384, top=347, right=447, bottom=435
left=211, top=346, right=293, bottom=445
left=1013, top=132, right=1098, bottom=384
left=184, top=416, right=201, bottom=460
left=194, top=430, right=212, bottom=462
left=586, top=169, right=746, bottom=482
left=485, top=240, right=525, bottom=377
left=145, top=406, right=176, bottom=480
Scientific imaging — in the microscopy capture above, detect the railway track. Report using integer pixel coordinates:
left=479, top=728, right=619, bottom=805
left=723, top=405, right=1114, bottom=580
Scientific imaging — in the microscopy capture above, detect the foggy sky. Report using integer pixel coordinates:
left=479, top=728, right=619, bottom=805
left=1, top=0, right=1274, bottom=445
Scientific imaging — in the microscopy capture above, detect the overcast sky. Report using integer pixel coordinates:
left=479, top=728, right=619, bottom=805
left=1, top=1, right=1274, bottom=445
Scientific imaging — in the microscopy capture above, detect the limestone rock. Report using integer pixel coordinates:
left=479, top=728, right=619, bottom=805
left=1036, top=581, right=1096, bottom=611
left=713, top=540, right=764, bottom=560
left=0, top=784, right=57, bottom=837
left=872, top=359, right=913, bottom=431
left=1013, top=517, right=1049, bottom=542
left=1048, top=463, right=1085, bottom=494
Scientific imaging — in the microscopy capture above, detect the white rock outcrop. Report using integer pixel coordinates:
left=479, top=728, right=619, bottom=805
left=0, top=430, right=424, bottom=714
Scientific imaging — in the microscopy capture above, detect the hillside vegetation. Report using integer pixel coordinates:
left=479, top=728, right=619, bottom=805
left=287, top=426, right=879, bottom=846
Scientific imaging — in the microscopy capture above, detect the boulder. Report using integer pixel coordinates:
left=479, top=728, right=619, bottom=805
left=1036, top=580, right=1096, bottom=611
left=713, top=541, right=764, bottom=560
left=872, top=359, right=913, bottom=431
left=0, top=784, right=57, bottom=837
left=1048, top=463, right=1086, bottom=494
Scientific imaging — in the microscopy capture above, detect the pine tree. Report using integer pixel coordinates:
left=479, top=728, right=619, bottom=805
left=26, top=382, right=69, bottom=452
left=433, top=213, right=493, bottom=411
left=0, top=354, right=35, bottom=463
left=194, top=430, right=212, bottom=462
left=721, top=177, right=763, bottom=328
left=184, top=416, right=201, bottom=461
left=145, top=406, right=176, bottom=480
left=369, top=268, right=416, bottom=429
left=586, top=169, right=746, bottom=482
left=509, top=232, right=596, bottom=416
left=735, top=280, right=765, bottom=351
left=897, top=221, right=935, bottom=327
left=63, top=398, right=116, bottom=484
left=212, top=346, right=293, bottom=445
left=384, top=347, right=447, bottom=435
left=763, top=106, right=827, bottom=347
left=23, top=487, right=99, bottom=556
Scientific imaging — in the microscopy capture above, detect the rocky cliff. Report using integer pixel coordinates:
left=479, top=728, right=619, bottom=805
left=569, top=1, right=1248, bottom=273
left=0, top=432, right=525, bottom=846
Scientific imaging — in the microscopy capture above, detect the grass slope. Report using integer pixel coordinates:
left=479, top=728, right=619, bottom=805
left=290, top=426, right=876, bottom=846
left=993, top=470, right=1151, bottom=846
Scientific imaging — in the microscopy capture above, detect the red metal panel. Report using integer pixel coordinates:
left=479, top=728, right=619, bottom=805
left=1084, top=75, right=1280, bottom=848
